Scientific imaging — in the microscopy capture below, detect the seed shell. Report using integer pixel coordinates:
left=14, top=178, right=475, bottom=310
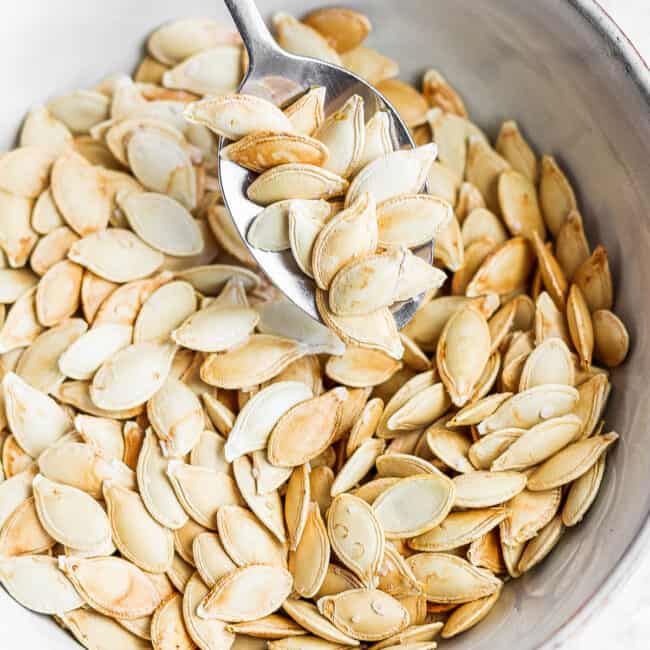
left=33, top=474, right=111, bottom=550
left=58, top=555, right=162, bottom=620
left=91, top=341, right=176, bottom=410
left=167, top=461, right=244, bottom=530
left=197, top=565, right=293, bottom=623
left=592, top=309, right=629, bottom=368
left=373, top=473, right=456, bottom=538
left=316, top=94, right=365, bottom=177
left=69, top=228, right=164, bottom=283
left=318, top=589, right=409, bottom=642
left=478, top=384, right=579, bottom=434
left=327, top=493, right=384, bottom=587
left=312, top=192, right=378, bottom=291
left=63, top=607, right=151, bottom=649
left=248, top=163, right=348, bottom=205
left=331, top=438, right=385, bottom=497
left=268, top=388, right=347, bottom=467
left=453, top=471, right=527, bottom=508
left=345, top=144, right=436, bottom=208
left=408, top=508, right=507, bottom=552
left=491, top=414, right=583, bottom=471
left=283, top=598, right=359, bottom=646
left=273, top=12, right=342, bottom=65
left=3, top=372, right=69, bottom=457
left=407, top=553, right=501, bottom=604
left=562, top=454, right=606, bottom=526
left=441, top=589, right=501, bottom=639
left=224, top=381, right=312, bottom=462
left=227, top=613, right=307, bottom=640
left=290, top=502, right=330, bottom=597
left=233, top=455, right=287, bottom=544
left=218, top=504, right=288, bottom=569
left=375, top=542, right=421, bottom=598
left=183, top=573, right=236, bottom=650
left=136, top=429, right=189, bottom=530
left=0, top=555, right=83, bottom=615
left=0, top=496, right=55, bottom=557
left=500, top=487, right=562, bottom=546
left=201, top=335, right=311, bottom=390
left=104, top=481, right=174, bottom=573
left=437, top=305, right=491, bottom=407
left=527, top=432, right=618, bottom=491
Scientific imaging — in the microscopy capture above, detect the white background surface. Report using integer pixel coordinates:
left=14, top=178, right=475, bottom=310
left=569, top=4, right=648, bottom=649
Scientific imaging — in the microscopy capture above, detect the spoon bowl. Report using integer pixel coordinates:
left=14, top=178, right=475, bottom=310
left=218, top=0, right=433, bottom=327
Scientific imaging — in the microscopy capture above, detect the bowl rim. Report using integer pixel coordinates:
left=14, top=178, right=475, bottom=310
left=538, top=1, right=648, bottom=648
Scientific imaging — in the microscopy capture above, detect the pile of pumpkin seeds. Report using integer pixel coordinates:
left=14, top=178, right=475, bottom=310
left=0, top=6, right=630, bottom=650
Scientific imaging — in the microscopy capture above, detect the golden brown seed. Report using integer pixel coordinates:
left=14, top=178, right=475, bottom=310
left=341, top=46, right=399, bottom=86
left=498, top=170, right=545, bottom=240
left=376, top=79, right=429, bottom=128
left=592, top=309, right=629, bottom=368
left=303, top=7, right=372, bottom=53
left=221, top=131, right=329, bottom=173
left=267, top=388, right=347, bottom=467
left=555, top=209, right=590, bottom=281
left=495, top=120, right=537, bottom=181
left=437, top=305, right=491, bottom=407
left=465, top=237, right=534, bottom=298
left=573, top=246, right=614, bottom=313
left=527, top=432, right=618, bottom=491
left=566, top=284, right=594, bottom=369
left=422, top=69, right=468, bottom=117
left=539, top=155, right=577, bottom=236
left=465, top=139, right=510, bottom=212
left=530, top=231, right=568, bottom=309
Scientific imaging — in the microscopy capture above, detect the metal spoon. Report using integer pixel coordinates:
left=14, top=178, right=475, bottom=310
left=219, top=0, right=433, bottom=328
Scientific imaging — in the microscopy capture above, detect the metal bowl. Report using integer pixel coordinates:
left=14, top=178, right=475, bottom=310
left=1, top=1, right=648, bottom=648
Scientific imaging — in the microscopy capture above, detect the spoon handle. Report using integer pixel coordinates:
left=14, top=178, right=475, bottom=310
left=223, top=0, right=280, bottom=67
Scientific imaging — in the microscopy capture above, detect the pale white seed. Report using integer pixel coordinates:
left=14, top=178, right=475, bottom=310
left=345, top=144, right=437, bottom=207
left=33, top=474, right=112, bottom=550
left=68, top=228, right=164, bottom=283
left=185, top=93, right=294, bottom=141
left=90, top=341, right=176, bottom=411
left=58, top=324, right=132, bottom=380
left=136, top=429, right=189, bottom=530
left=148, top=377, right=204, bottom=458
left=373, top=473, right=456, bottom=538
left=118, top=191, right=204, bottom=256
left=224, top=381, right=313, bottom=462
left=162, top=46, right=243, bottom=95
left=148, top=17, right=241, bottom=65
left=0, top=555, right=83, bottom=615
left=3, top=372, right=69, bottom=457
